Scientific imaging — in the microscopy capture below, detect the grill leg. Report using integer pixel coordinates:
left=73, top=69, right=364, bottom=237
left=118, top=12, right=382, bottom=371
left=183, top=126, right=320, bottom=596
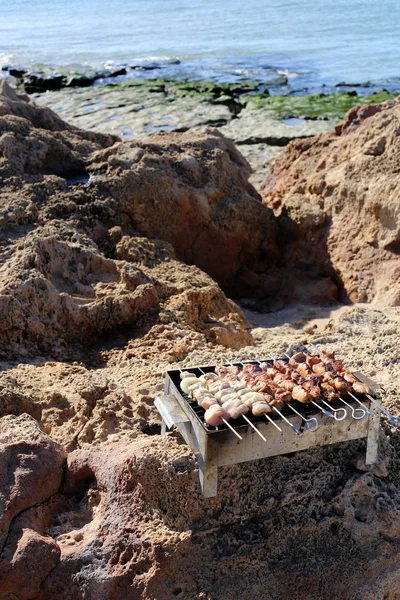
left=365, top=411, right=380, bottom=465
left=198, top=453, right=218, bottom=498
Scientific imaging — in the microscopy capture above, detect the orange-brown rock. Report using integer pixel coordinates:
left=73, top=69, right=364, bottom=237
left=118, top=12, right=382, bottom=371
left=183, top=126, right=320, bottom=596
left=87, top=128, right=279, bottom=294
left=0, top=414, right=65, bottom=598
left=28, top=430, right=400, bottom=600
left=0, top=81, right=257, bottom=357
left=261, top=96, right=400, bottom=306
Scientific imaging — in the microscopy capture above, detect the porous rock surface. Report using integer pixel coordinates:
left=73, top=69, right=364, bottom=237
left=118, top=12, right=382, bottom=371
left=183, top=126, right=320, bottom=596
left=0, top=80, right=259, bottom=358
left=1, top=81, right=400, bottom=600
left=261, top=96, right=400, bottom=306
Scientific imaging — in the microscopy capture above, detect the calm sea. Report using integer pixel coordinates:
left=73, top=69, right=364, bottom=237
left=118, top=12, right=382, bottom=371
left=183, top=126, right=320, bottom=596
left=1, top=0, right=400, bottom=90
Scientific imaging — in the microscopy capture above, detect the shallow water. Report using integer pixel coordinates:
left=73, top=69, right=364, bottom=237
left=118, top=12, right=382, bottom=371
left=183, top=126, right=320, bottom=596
left=1, top=0, right=400, bottom=90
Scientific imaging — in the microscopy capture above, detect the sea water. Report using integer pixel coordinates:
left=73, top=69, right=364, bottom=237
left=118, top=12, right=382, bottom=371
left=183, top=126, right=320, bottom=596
left=0, top=0, right=399, bottom=89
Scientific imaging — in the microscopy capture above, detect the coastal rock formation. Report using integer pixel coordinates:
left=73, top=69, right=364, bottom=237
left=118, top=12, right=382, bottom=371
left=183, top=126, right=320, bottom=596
left=6, top=414, right=397, bottom=600
left=0, top=81, right=259, bottom=357
left=88, top=130, right=279, bottom=293
left=261, top=96, right=400, bottom=306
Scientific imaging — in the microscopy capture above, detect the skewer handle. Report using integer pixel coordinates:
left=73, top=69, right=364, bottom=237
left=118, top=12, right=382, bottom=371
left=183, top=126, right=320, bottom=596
left=367, top=395, right=400, bottom=427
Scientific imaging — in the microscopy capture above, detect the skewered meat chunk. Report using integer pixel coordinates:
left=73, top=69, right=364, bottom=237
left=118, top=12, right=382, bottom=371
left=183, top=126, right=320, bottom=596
left=214, top=387, right=235, bottom=401
left=215, top=365, right=240, bottom=377
left=289, top=352, right=307, bottom=366
left=292, top=386, right=310, bottom=403
left=302, top=381, right=321, bottom=399
left=258, top=362, right=270, bottom=371
left=192, top=388, right=209, bottom=401
left=274, top=388, right=292, bottom=402
left=241, top=391, right=266, bottom=406
left=222, top=398, right=249, bottom=419
left=269, top=397, right=285, bottom=409
left=204, top=404, right=230, bottom=426
left=305, top=353, right=322, bottom=368
left=327, top=376, right=351, bottom=393
left=209, top=382, right=231, bottom=394
left=199, top=373, right=219, bottom=384
left=312, top=362, right=328, bottom=376
left=280, top=379, right=296, bottom=392
left=352, top=381, right=370, bottom=395
left=179, top=371, right=193, bottom=380
left=321, top=350, right=335, bottom=361
left=200, top=396, right=218, bottom=409
left=220, top=392, right=241, bottom=403
left=237, top=387, right=256, bottom=397
left=252, top=401, right=272, bottom=416
left=274, top=360, right=289, bottom=373
left=297, top=363, right=311, bottom=378
left=343, top=372, right=357, bottom=384
left=320, top=382, right=339, bottom=401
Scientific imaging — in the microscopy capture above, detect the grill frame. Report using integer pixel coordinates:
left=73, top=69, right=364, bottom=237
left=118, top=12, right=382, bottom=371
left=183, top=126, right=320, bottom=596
left=156, top=361, right=381, bottom=497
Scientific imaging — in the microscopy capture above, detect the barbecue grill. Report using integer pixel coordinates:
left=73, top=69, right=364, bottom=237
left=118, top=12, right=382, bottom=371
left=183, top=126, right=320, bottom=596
left=155, top=357, right=383, bottom=497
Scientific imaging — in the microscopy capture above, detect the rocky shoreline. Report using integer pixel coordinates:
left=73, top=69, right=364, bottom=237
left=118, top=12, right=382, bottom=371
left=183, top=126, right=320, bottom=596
left=30, top=79, right=398, bottom=188
left=3, top=63, right=398, bottom=189
left=0, top=79, right=400, bottom=599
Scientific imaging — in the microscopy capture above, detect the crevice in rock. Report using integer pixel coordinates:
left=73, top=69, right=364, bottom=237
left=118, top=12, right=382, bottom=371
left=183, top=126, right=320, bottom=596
left=236, top=134, right=315, bottom=146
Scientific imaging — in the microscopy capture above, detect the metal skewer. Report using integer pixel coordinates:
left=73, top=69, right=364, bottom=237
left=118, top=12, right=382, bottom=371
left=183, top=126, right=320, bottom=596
left=338, top=397, right=366, bottom=420
left=286, top=403, right=319, bottom=432
left=365, top=395, right=400, bottom=427
left=347, top=390, right=377, bottom=417
left=198, top=366, right=264, bottom=442
left=179, top=368, right=243, bottom=440
left=320, top=399, right=347, bottom=421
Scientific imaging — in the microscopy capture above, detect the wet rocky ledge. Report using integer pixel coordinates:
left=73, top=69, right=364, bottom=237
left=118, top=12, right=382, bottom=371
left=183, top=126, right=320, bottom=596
left=3, top=62, right=398, bottom=188
left=27, top=77, right=397, bottom=188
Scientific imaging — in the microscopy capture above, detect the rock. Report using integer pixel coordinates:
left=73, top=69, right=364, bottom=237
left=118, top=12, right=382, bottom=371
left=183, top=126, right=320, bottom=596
left=238, top=143, right=282, bottom=188
left=0, top=82, right=257, bottom=356
left=0, top=528, right=60, bottom=600
left=261, top=96, right=400, bottom=306
left=219, top=106, right=335, bottom=146
left=89, top=128, right=279, bottom=294
left=8, top=65, right=129, bottom=93
left=33, top=433, right=400, bottom=600
left=0, top=413, right=66, bottom=547
left=33, top=80, right=233, bottom=138
left=0, top=414, right=64, bottom=597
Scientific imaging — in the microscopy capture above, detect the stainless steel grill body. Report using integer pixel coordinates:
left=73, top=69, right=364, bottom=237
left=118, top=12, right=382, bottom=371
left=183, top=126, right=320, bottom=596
left=155, top=360, right=381, bottom=497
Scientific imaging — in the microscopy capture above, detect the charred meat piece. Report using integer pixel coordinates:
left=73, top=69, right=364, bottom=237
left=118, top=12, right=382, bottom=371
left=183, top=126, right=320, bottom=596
left=288, top=352, right=307, bottom=366
left=352, top=381, right=370, bottom=395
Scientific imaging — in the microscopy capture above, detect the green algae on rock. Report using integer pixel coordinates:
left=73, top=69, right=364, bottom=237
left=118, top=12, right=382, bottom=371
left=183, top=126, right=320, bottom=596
left=242, top=90, right=398, bottom=119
